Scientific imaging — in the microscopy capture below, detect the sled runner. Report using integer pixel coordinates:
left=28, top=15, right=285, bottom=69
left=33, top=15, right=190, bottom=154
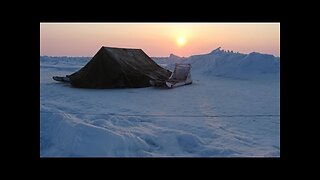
left=52, top=75, right=70, bottom=83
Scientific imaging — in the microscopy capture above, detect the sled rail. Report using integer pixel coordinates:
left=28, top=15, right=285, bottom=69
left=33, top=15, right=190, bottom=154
left=53, top=76, right=70, bottom=83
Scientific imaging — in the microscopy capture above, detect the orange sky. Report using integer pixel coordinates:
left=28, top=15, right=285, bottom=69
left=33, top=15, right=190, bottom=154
left=40, top=23, right=280, bottom=57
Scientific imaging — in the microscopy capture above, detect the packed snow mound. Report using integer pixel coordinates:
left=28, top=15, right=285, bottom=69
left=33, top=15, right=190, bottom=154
left=40, top=108, right=151, bottom=157
left=169, top=53, right=183, bottom=61
left=209, top=47, right=223, bottom=54
left=153, top=48, right=280, bottom=78
left=152, top=54, right=185, bottom=68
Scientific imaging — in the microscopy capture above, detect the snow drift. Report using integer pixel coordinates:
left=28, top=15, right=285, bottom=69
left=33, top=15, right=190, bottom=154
left=153, top=47, right=280, bottom=79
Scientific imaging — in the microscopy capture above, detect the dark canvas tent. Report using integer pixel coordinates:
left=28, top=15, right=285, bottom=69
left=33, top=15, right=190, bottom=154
left=66, top=46, right=171, bottom=88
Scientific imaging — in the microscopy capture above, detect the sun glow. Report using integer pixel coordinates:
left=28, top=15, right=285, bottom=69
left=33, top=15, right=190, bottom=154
left=41, top=23, right=280, bottom=57
left=177, top=36, right=186, bottom=46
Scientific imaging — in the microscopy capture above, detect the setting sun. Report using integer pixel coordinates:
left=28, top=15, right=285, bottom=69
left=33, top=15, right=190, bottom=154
left=41, top=23, right=280, bottom=57
left=177, top=36, right=186, bottom=46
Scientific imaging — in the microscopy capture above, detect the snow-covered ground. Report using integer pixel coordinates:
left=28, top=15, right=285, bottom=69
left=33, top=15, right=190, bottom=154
left=40, top=48, right=280, bottom=157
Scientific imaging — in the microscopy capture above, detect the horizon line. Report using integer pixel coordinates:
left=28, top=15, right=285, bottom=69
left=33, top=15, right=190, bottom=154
left=40, top=49, right=280, bottom=58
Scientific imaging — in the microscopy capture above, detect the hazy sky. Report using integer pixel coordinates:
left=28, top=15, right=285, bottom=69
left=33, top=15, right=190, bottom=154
left=40, top=23, right=280, bottom=57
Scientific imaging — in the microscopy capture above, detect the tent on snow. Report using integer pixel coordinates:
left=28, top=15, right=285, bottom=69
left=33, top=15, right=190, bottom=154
left=53, top=46, right=172, bottom=88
